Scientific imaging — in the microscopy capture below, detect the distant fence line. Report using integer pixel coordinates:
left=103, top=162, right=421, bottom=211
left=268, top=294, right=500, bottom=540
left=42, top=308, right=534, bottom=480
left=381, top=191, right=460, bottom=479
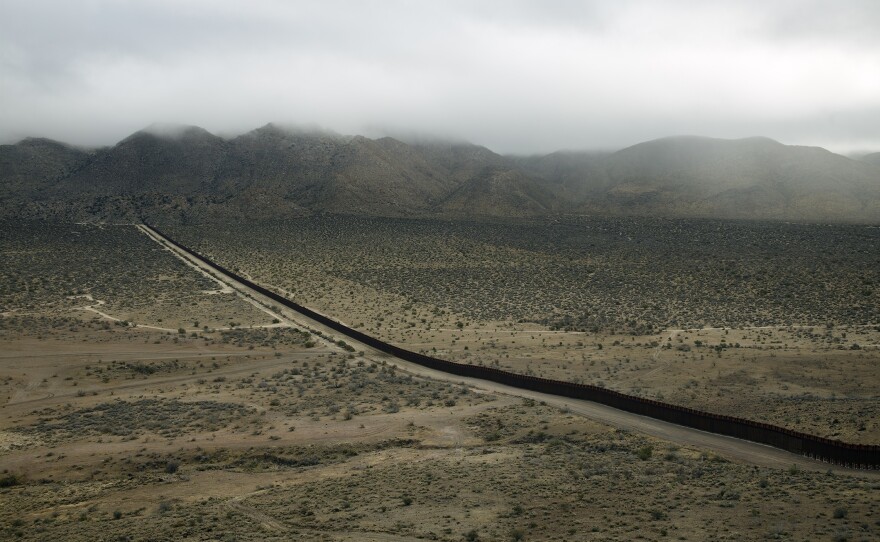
left=143, top=223, right=879, bottom=469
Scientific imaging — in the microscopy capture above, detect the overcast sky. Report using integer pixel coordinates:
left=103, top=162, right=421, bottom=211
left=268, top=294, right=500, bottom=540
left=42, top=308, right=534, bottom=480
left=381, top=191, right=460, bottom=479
left=1, top=0, right=878, bottom=154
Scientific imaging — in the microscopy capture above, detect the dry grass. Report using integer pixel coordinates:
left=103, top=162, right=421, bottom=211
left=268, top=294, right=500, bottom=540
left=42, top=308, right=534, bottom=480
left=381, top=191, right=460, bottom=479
left=1, top=220, right=878, bottom=541
left=0, top=221, right=271, bottom=331
left=166, top=216, right=880, bottom=442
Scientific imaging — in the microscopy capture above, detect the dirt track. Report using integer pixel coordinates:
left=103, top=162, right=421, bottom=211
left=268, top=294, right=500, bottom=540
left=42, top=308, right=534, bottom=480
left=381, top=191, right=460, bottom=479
left=139, top=223, right=879, bottom=476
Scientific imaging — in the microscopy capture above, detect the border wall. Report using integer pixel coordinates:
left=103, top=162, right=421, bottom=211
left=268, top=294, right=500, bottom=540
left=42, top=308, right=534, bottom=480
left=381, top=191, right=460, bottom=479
left=144, top=223, right=879, bottom=469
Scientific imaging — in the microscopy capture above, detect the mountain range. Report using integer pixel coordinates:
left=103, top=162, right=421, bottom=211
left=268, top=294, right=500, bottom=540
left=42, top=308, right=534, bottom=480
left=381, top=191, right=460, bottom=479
left=2, top=123, right=879, bottom=223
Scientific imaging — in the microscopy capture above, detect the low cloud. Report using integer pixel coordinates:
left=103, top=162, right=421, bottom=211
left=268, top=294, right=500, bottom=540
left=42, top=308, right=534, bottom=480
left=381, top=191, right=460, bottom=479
left=1, top=0, right=878, bottom=153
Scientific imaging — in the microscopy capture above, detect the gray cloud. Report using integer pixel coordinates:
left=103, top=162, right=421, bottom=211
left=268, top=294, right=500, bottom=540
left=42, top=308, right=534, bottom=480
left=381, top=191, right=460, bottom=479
left=1, top=0, right=878, bottom=154
left=757, top=0, right=880, bottom=45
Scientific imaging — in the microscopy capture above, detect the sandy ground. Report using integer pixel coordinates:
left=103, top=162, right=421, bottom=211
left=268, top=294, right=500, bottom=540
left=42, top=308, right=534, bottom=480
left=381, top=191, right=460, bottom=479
left=1, top=223, right=877, bottom=541
left=140, top=223, right=877, bottom=474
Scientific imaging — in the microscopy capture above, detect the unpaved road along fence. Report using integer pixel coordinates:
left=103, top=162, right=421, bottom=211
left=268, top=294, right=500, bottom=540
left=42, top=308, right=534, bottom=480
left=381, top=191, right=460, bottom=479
left=144, top=223, right=879, bottom=469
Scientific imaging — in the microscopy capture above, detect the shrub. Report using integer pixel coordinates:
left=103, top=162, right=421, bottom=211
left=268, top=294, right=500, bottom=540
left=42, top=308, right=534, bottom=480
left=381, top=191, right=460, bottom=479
left=0, top=474, right=20, bottom=488
left=650, top=510, right=668, bottom=520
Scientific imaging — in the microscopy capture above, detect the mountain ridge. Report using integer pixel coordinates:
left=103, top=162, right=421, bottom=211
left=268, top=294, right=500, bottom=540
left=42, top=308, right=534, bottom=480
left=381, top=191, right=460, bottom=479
left=2, top=125, right=878, bottom=223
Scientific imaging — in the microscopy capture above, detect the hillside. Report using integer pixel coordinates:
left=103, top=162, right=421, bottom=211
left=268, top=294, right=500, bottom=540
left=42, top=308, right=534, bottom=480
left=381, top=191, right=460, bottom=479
left=513, top=136, right=880, bottom=222
left=580, top=136, right=880, bottom=221
left=218, top=125, right=456, bottom=215
left=861, top=152, right=880, bottom=166
left=52, top=125, right=228, bottom=197
left=0, top=138, right=91, bottom=200
left=513, top=150, right=611, bottom=200
left=1, top=127, right=878, bottom=223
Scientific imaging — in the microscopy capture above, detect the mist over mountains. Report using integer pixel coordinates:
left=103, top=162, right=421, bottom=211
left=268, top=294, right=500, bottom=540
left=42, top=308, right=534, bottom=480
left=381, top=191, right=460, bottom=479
left=2, top=123, right=878, bottom=223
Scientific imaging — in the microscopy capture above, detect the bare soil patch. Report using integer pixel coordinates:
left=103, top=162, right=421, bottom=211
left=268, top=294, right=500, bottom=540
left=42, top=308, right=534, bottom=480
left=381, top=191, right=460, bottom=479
left=1, top=220, right=877, bottom=541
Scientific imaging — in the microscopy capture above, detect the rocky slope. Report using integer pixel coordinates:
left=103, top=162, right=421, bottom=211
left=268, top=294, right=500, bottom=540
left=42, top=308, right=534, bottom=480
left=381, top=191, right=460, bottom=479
left=2, top=126, right=878, bottom=223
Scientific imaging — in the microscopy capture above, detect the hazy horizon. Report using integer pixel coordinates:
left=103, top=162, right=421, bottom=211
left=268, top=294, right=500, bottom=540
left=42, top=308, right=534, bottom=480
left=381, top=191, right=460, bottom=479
left=7, top=120, right=876, bottom=160
left=2, top=1, right=879, bottom=155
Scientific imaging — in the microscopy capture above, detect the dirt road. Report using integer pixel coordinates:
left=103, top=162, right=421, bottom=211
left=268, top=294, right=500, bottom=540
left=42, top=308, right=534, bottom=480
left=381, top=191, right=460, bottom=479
left=138, top=224, right=878, bottom=476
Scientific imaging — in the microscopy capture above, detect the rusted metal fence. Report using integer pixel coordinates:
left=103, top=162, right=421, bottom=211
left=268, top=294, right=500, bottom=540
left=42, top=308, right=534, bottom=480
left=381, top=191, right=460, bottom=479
left=145, top=223, right=879, bottom=469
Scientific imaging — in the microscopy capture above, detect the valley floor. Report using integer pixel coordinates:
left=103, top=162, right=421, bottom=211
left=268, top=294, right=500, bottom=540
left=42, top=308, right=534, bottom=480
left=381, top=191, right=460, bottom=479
left=168, top=215, right=880, bottom=443
left=1, top=219, right=878, bottom=541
